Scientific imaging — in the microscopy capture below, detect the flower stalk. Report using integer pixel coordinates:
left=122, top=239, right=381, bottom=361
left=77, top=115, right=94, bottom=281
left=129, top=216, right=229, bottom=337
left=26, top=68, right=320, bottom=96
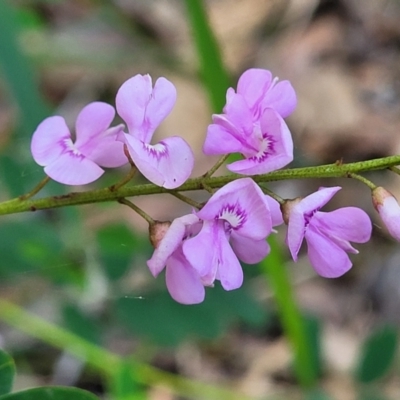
left=1, top=155, right=400, bottom=217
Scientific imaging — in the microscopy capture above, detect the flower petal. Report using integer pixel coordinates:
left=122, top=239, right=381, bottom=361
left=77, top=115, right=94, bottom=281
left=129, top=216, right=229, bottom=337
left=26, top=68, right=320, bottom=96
left=165, top=249, right=205, bottom=304
left=203, top=122, right=245, bottom=155
left=31, top=116, right=70, bottom=166
left=227, top=109, right=293, bottom=175
left=215, top=231, right=244, bottom=290
left=80, top=125, right=127, bottom=168
left=265, top=195, right=283, bottom=227
left=261, top=80, right=297, bottom=118
left=44, top=152, right=104, bottom=185
left=230, top=232, right=270, bottom=264
left=144, top=77, right=177, bottom=143
left=74, top=102, right=115, bottom=147
left=122, top=134, right=194, bottom=189
left=314, top=208, right=372, bottom=244
left=147, top=214, right=200, bottom=277
left=196, top=178, right=272, bottom=240
left=116, top=74, right=153, bottom=141
left=183, top=220, right=219, bottom=282
left=305, top=226, right=352, bottom=278
left=236, top=68, right=272, bottom=112
left=286, top=187, right=342, bottom=261
left=297, top=187, right=342, bottom=215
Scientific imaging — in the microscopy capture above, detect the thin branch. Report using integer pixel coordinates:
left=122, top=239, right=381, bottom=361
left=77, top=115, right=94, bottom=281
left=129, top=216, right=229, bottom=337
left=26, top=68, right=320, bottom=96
left=19, top=175, right=50, bottom=200
left=2, top=154, right=400, bottom=216
left=118, top=198, right=154, bottom=224
left=203, top=154, right=229, bottom=178
left=170, top=191, right=202, bottom=209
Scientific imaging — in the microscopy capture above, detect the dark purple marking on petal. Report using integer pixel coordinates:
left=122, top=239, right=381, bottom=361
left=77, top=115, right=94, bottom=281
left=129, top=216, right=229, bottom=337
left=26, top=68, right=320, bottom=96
left=141, top=140, right=169, bottom=161
left=248, top=132, right=277, bottom=163
left=60, top=138, right=85, bottom=160
left=217, top=202, right=248, bottom=230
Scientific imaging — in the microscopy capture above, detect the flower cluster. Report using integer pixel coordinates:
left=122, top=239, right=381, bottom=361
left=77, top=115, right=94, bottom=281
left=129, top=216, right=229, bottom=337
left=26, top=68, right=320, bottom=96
left=30, top=68, right=400, bottom=304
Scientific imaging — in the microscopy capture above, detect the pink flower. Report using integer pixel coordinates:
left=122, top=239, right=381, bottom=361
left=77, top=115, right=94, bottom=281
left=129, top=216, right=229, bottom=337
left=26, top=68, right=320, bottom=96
left=147, top=215, right=205, bottom=304
left=183, top=178, right=273, bottom=290
left=284, top=187, right=372, bottom=278
left=31, top=102, right=127, bottom=185
left=116, top=74, right=194, bottom=189
left=372, top=186, right=400, bottom=241
left=203, top=68, right=296, bottom=175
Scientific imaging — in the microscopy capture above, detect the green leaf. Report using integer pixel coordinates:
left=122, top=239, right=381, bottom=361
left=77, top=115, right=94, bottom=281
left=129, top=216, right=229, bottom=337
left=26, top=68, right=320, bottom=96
left=109, top=363, right=146, bottom=400
left=355, top=325, right=398, bottom=383
left=62, top=304, right=102, bottom=345
left=0, top=2, right=50, bottom=138
left=0, top=350, right=15, bottom=396
left=305, top=388, right=333, bottom=400
left=96, top=224, right=151, bottom=281
left=183, top=0, right=231, bottom=112
left=0, top=387, right=99, bottom=400
left=0, top=219, right=64, bottom=280
left=116, top=282, right=268, bottom=347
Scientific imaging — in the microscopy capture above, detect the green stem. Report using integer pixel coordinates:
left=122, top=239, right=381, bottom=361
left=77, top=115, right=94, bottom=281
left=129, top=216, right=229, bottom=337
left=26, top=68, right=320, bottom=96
left=0, top=298, right=255, bottom=400
left=203, top=155, right=230, bottom=178
left=347, top=173, right=376, bottom=190
left=260, top=236, right=316, bottom=388
left=0, top=155, right=399, bottom=216
left=19, top=175, right=50, bottom=200
left=118, top=198, right=154, bottom=224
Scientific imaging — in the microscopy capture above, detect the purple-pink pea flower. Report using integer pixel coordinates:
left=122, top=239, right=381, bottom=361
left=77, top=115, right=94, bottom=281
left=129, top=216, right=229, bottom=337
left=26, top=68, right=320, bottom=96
left=116, top=74, right=194, bottom=189
left=147, top=215, right=205, bottom=305
left=183, top=178, right=273, bottom=290
left=284, top=187, right=372, bottom=278
left=203, top=68, right=296, bottom=175
left=372, top=186, right=400, bottom=241
left=31, top=102, right=127, bottom=185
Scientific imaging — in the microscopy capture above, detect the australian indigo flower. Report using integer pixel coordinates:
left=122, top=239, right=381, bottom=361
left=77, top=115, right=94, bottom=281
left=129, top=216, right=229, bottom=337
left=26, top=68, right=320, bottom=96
left=284, top=187, right=372, bottom=278
left=203, top=68, right=296, bottom=175
left=147, top=178, right=283, bottom=304
left=31, top=102, right=127, bottom=185
left=116, top=74, right=194, bottom=189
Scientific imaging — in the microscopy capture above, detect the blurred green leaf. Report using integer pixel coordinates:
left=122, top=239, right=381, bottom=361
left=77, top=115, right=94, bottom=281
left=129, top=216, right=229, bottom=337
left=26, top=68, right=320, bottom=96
left=355, top=325, right=397, bottom=383
left=96, top=223, right=151, bottom=281
left=0, top=350, right=15, bottom=396
left=260, top=235, right=318, bottom=388
left=62, top=304, right=102, bottom=345
left=0, top=2, right=50, bottom=137
left=0, top=219, right=64, bottom=280
left=304, top=315, right=323, bottom=378
left=109, top=362, right=146, bottom=400
left=305, top=388, right=333, bottom=400
left=0, top=155, right=27, bottom=197
left=116, top=283, right=268, bottom=347
left=357, top=388, right=391, bottom=400
left=184, top=0, right=231, bottom=112
left=0, top=387, right=99, bottom=400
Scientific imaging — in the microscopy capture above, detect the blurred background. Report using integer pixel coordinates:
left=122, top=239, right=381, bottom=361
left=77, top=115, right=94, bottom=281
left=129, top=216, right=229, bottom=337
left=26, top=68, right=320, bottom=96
left=1, top=0, right=400, bottom=399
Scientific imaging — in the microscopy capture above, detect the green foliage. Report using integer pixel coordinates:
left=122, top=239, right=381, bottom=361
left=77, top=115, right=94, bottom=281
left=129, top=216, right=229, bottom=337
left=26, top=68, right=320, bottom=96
left=0, top=219, right=64, bottom=280
left=355, top=325, right=398, bottom=383
left=305, top=388, right=333, bottom=400
left=96, top=223, right=151, bottom=281
left=109, top=363, right=147, bottom=400
left=0, top=350, right=15, bottom=396
left=116, top=282, right=268, bottom=347
left=62, top=303, right=102, bottom=345
left=0, top=387, right=99, bottom=400
left=0, top=2, right=50, bottom=138
left=183, top=0, right=231, bottom=112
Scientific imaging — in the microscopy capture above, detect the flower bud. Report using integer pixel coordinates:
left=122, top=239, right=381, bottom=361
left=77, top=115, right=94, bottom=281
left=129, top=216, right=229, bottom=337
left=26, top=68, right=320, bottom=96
left=149, top=220, right=171, bottom=249
left=281, top=197, right=302, bottom=225
left=372, top=186, right=400, bottom=241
